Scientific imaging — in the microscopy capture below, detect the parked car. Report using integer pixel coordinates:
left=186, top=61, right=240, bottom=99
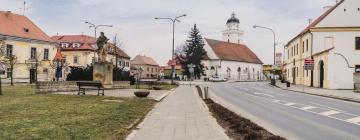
left=209, top=76, right=227, bottom=82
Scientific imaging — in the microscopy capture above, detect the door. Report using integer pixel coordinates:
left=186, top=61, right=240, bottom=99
left=30, top=69, right=36, bottom=84
left=319, top=61, right=324, bottom=88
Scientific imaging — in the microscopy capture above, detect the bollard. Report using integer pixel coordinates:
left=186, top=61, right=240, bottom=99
left=203, top=86, right=209, bottom=99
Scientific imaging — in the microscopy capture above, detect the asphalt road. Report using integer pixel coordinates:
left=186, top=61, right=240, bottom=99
left=207, top=82, right=360, bottom=140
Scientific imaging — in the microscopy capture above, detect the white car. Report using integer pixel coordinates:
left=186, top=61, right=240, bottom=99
left=209, top=76, right=227, bottom=82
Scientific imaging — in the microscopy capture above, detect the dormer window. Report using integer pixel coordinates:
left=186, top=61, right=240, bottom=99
left=72, top=43, right=80, bottom=48
left=23, top=28, right=29, bottom=33
left=61, top=43, right=69, bottom=48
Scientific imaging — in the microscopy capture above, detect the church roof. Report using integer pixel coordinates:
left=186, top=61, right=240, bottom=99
left=204, top=38, right=263, bottom=64
left=226, top=13, right=240, bottom=24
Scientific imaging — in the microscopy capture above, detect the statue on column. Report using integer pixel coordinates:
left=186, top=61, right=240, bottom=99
left=96, top=32, right=109, bottom=62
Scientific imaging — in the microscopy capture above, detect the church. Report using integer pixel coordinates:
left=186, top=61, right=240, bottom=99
left=202, top=13, right=263, bottom=81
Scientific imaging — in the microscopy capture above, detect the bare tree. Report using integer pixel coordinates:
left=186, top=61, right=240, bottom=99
left=0, top=40, right=17, bottom=86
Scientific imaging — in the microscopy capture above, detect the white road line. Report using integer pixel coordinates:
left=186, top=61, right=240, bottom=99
left=285, top=102, right=296, bottom=106
left=346, top=117, right=360, bottom=124
left=273, top=99, right=280, bottom=103
left=254, top=92, right=274, bottom=98
left=319, top=110, right=340, bottom=116
left=301, top=106, right=317, bottom=110
left=310, top=102, right=345, bottom=113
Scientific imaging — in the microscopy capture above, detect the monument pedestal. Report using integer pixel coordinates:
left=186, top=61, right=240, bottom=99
left=93, top=62, right=113, bottom=85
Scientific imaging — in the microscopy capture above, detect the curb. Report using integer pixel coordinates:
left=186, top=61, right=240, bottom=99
left=272, top=84, right=360, bottom=103
left=154, top=88, right=175, bottom=102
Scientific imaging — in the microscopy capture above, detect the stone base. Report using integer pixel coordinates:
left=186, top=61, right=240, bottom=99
left=93, top=62, right=114, bottom=85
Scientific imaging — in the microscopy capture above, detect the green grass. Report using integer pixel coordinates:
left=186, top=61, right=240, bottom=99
left=130, top=84, right=178, bottom=90
left=0, top=85, right=155, bottom=140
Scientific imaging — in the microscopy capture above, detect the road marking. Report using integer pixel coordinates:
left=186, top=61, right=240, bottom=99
left=285, top=102, right=296, bottom=106
left=254, top=92, right=274, bottom=98
left=301, top=106, right=317, bottom=110
left=346, top=117, right=360, bottom=124
left=310, top=102, right=345, bottom=113
left=319, top=110, right=340, bottom=116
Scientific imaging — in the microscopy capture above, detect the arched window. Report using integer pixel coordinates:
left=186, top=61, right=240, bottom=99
left=237, top=67, right=241, bottom=72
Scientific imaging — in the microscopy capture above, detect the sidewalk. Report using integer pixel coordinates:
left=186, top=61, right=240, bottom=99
left=127, top=85, right=229, bottom=140
left=276, top=82, right=360, bottom=103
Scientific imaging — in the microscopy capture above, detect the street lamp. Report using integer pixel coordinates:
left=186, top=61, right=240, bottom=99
left=85, top=21, right=113, bottom=63
left=253, top=25, right=277, bottom=84
left=154, top=14, right=186, bottom=85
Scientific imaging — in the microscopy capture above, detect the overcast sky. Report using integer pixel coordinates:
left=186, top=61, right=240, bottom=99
left=1, top=0, right=337, bottom=65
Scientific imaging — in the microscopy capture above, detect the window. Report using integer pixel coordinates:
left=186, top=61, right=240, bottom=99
left=72, top=43, right=80, bottom=48
left=63, top=55, right=67, bottom=63
left=6, top=44, right=13, bottom=57
left=151, top=68, right=153, bottom=72
left=147, top=67, right=149, bottom=72
left=6, top=68, right=11, bottom=78
left=306, top=39, right=309, bottom=52
left=61, top=43, right=69, bottom=48
left=30, top=47, right=36, bottom=59
left=302, top=41, right=305, bottom=53
left=73, top=56, right=78, bottom=64
left=356, top=37, right=360, bottom=50
left=287, top=49, right=289, bottom=59
left=126, top=62, right=129, bottom=67
left=296, top=44, right=299, bottom=55
left=43, top=48, right=49, bottom=60
left=355, top=65, right=360, bottom=73
left=296, top=67, right=298, bottom=77
left=306, top=70, right=308, bottom=77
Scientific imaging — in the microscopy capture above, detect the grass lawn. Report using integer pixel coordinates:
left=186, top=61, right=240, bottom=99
left=130, top=84, right=178, bottom=90
left=0, top=85, right=155, bottom=140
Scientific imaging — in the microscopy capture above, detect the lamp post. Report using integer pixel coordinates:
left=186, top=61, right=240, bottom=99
left=85, top=21, right=113, bottom=63
left=154, top=14, right=186, bottom=85
left=253, top=25, right=277, bottom=84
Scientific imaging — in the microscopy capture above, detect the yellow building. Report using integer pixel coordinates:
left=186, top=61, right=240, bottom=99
left=51, top=35, right=131, bottom=69
left=130, top=55, right=159, bottom=79
left=0, top=11, right=57, bottom=83
left=284, top=0, right=360, bottom=89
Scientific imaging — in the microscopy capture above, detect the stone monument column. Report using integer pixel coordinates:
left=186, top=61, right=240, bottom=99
left=93, top=32, right=114, bottom=85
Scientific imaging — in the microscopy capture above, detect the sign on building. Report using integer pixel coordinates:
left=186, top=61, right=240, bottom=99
left=275, top=53, right=282, bottom=67
left=304, top=59, right=314, bottom=70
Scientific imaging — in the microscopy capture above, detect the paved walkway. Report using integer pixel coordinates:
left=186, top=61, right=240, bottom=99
left=276, top=82, right=360, bottom=102
left=54, top=89, right=168, bottom=99
left=127, top=85, right=229, bottom=140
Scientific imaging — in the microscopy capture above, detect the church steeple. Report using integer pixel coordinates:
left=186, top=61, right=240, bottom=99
left=223, top=13, right=244, bottom=44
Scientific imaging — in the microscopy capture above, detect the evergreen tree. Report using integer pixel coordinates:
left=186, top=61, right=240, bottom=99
left=179, top=24, right=206, bottom=78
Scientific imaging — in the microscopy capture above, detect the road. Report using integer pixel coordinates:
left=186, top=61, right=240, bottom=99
left=207, top=82, right=360, bottom=140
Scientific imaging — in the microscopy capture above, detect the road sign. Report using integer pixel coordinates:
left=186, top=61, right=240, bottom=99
left=304, top=59, right=314, bottom=70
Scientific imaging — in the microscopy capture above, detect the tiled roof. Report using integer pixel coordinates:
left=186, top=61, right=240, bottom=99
left=0, top=11, right=53, bottom=42
left=53, top=48, right=63, bottom=61
left=287, top=0, right=344, bottom=45
left=51, top=34, right=130, bottom=59
left=131, top=55, right=159, bottom=66
left=205, top=38, right=263, bottom=64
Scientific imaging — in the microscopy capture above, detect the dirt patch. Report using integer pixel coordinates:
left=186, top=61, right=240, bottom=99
left=195, top=86, right=285, bottom=140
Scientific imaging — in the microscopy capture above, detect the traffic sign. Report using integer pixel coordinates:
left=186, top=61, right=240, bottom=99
left=304, top=59, right=314, bottom=70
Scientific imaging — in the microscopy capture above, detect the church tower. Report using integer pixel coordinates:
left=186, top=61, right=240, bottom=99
left=223, top=13, right=244, bottom=44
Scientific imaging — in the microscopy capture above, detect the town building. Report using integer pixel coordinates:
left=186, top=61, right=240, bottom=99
left=131, top=55, right=159, bottom=79
left=283, top=0, right=360, bottom=89
left=0, top=11, right=57, bottom=83
left=160, top=58, right=183, bottom=79
left=202, top=13, right=263, bottom=81
left=51, top=35, right=131, bottom=72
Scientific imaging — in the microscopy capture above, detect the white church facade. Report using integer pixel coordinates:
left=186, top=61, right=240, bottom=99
left=202, top=13, right=263, bottom=81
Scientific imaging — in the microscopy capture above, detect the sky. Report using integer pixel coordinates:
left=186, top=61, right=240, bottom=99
left=0, top=0, right=338, bottom=65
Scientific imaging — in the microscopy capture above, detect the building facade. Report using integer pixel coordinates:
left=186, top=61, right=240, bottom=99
left=284, top=0, right=360, bottom=89
left=131, top=55, right=159, bottom=79
left=51, top=35, right=131, bottom=73
left=202, top=13, right=263, bottom=81
left=0, top=11, right=57, bottom=83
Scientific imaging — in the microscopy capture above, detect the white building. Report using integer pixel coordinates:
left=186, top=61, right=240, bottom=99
left=284, top=0, right=360, bottom=89
left=202, top=13, right=263, bottom=81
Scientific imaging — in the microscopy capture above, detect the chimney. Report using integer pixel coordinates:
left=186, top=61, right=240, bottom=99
left=323, top=5, right=333, bottom=12
left=4, top=11, right=11, bottom=17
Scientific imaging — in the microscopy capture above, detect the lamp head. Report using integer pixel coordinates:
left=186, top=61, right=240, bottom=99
left=154, top=17, right=159, bottom=20
left=253, top=25, right=258, bottom=28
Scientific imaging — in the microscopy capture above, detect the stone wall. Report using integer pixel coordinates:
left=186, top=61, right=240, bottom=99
left=35, top=81, right=130, bottom=93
